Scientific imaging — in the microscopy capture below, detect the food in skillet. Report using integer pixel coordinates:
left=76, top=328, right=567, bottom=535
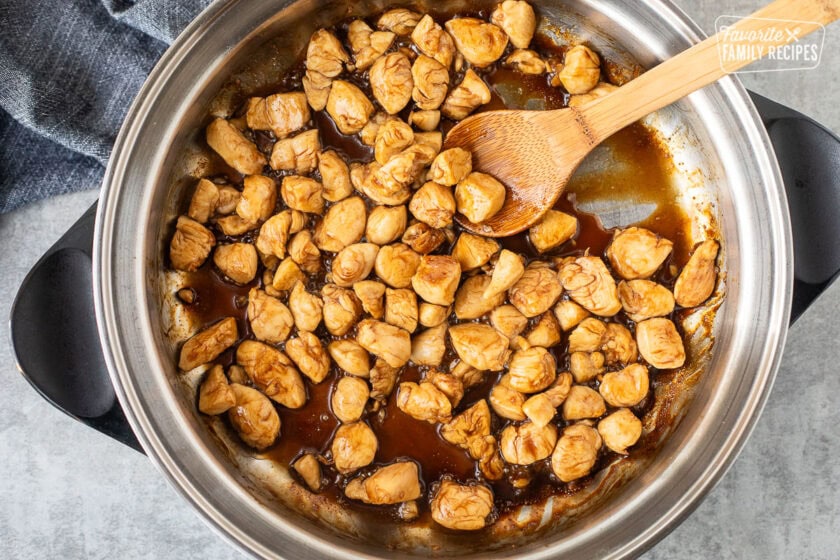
left=169, top=1, right=720, bottom=531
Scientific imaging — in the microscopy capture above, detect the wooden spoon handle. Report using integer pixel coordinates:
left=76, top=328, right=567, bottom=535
left=574, top=0, right=840, bottom=142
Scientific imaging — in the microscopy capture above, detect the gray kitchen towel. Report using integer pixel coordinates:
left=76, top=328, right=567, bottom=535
left=0, top=0, right=212, bottom=213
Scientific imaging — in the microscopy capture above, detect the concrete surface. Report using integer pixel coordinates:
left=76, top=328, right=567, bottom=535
left=1, top=0, right=839, bottom=558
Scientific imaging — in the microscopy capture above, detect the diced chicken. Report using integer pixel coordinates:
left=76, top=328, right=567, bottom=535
left=500, top=421, right=558, bottom=465
left=331, top=243, right=379, bottom=288
left=216, top=186, right=241, bottom=215
left=377, top=8, right=422, bottom=35
left=454, top=275, right=506, bottom=320
left=288, top=230, right=321, bottom=275
left=366, top=205, right=407, bottom=246
left=228, top=384, right=281, bottom=450
left=598, top=408, right=643, bottom=454
left=567, top=81, right=618, bottom=107
left=426, top=368, right=464, bottom=408
left=370, top=52, right=414, bottom=115
left=449, top=323, right=510, bottom=371
left=375, top=243, right=421, bottom=288
left=321, top=284, right=363, bottom=336
left=285, top=331, right=331, bottom=383
left=402, top=222, right=447, bottom=254
left=292, top=453, right=323, bottom=491
left=228, top=364, right=248, bottom=385
left=270, top=129, right=320, bottom=175
left=561, top=385, right=606, bottom=421
left=236, top=174, right=277, bottom=224
left=451, top=232, right=499, bottom=272
left=281, top=175, right=324, bottom=215
left=213, top=243, right=258, bottom=284
left=188, top=179, right=220, bottom=223
left=489, top=384, right=527, bottom=420
left=359, top=111, right=395, bottom=146
left=568, top=317, right=607, bottom=353
left=353, top=280, right=386, bottom=319
left=411, top=14, right=455, bottom=68
left=170, top=216, right=215, bottom=272
left=411, top=55, right=450, bottom=110
left=410, top=323, right=448, bottom=366
left=347, top=19, right=396, bottom=71
left=357, top=319, right=412, bottom=368
left=509, top=264, right=562, bottom=317
left=179, top=317, right=238, bottom=371
left=247, top=288, right=294, bottom=344
left=272, top=257, right=305, bottom=291
left=385, top=288, right=419, bottom=333
left=442, top=69, right=492, bottom=120
left=445, top=18, right=508, bottom=68
left=328, top=339, right=371, bottom=377
left=369, top=358, right=400, bottom=401
left=236, top=340, right=306, bottom=409
left=216, top=214, right=257, bottom=236
left=429, top=148, right=472, bottom=187
left=525, top=312, right=562, bottom=348
left=529, top=210, right=577, bottom=253
left=491, top=0, right=537, bottom=49
left=289, top=281, right=324, bottom=332
left=673, top=240, right=719, bottom=307
left=601, top=322, right=638, bottom=365
left=490, top=304, right=528, bottom=340
left=558, top=45, right=601, bottom=94
left=554, top=299, right=590, bottom=331
left=418, top=302, right=450, bottom=328
left=314, top=196, right=367, bottom=252
left=412, top=255, right=461, bottom=305
left=345, top=462, right=422, bottom=504
left=558, top=256, right=622, bottom=316
left=332, top=376, right=370, bottom=423
left=374, top=119, right=414, bottom=165
left=618, top=279, right=675, bottom=322
left=521, top=374, right=572, bottom=426
left=255, top=212, right=291, bottom=259
left=331, top=421, right=378, bottom=474
left=409, top=181, right=456, bottom=229
left=606, top=227, right=673, bottom=280
left=430, top=480, right=494, bottom=531
left=206, top=118, right=266, bottom=175
left=484, top=249, right=525, bottom=299
left=455, top=172, right=506, bottom=224
left=636, top=317, right=686, bottom=369
left=303, top=29, right=349, bottom=110
left=569, top=351, right=605, bottom=383
left=551, top=423, right=602, bottom=482
left=396, top=381, right=452, bottom=423
left=505, top=49, right=545, bottom=74
left=318, top=150, right=353, bottom=202
left=408, top=109, right=441, bottom=131
left=246, top=92, right=310, bottom=139
left=600, top=363, right=649, bottom=408
left=198, top=365, right=236, bottom=415
left=327, top=80, right=375, bottom=135
left=451, top=359, right=486, bottom=390
left=501, top=347, right=556, bottom=393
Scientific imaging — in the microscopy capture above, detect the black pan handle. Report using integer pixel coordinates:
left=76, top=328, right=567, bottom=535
left=749, top=92, right=840, bottom=325
left=9, top=203, right=143, bottom=453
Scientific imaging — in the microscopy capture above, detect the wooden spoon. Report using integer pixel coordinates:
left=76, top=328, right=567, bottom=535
left=446, top=0, right=839, bottom=237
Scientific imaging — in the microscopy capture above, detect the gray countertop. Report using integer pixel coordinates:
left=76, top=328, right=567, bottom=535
left=2, top=1, right=839, bottom=558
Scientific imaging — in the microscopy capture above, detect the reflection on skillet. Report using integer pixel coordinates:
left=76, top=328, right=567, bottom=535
left=166, top=2, right=721, bottom=535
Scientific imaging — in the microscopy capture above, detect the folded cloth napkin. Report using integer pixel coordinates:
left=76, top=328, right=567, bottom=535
left=0, top=0, right=212, bottom=213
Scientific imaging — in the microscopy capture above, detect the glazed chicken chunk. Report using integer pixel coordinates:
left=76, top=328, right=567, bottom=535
left=410, top=323, right=448, bottom=366
left=618, top=279, right=675, bottom=322
left=411, top=55, right=450, bottom=110
left=521, top=373, right=572, bottom=427
left=423, top=369, right=464, bottom=407
left=369, top=358, right=400, bottom=401
left=206, top=118, right=266, bottom=175
left=489, top=304, right=528, bottom=340
left=214, top=243, right=258, bottom=284
left=247, top=288, right=294, bottom=344
left=215, top=185, right=241, bottom=215
left=489, top=384, right=527, bottom=421
left=256, top=212, right=292, bottom=259
left=525, top=312, right=562, bottom=348
left=449, top=323, right=511, bottom=371
left=228, top=384, right=281, bottom=450
left=558, top=45, right=601, bottom=94
left=674, top=239, right=719, bottom=307
left=412, top=14, right=455, bottom=68
left=270, top=129, right=320, bottom=174
left=529, top=210, right=578, bottom=253
left=332, top=376, right=371, bottom=423
left=327, top=80, right=375, bottom=135
left=347, top=19, right=396, bottom=71
left=408, top=109, right=441, bottom=131
left=554, top=299, right=590, bottom=331
left=600, top=363, right=650, bottom=407
left=455, top=172, right=507, bottom=224
left=440, top=400, right=498, bottom=460
left=246, top=91, right=310, bottom=139
left=505, top=49, right=546, bottom=74
left=289, top=281, right=324, bottom=332
left=411, top=255, right=462, bottom=306
left=321, top=284, right=363, bottom=336
left=370, top=52, right=414, bottom=115
left=636, top=317, right=686, bottom=369
left=375, top=243, right=421, bottom=288
left=236, top=340, right=306, bottom=409
left=551, top=423, right=602, bottom=482
left=598, top=408, right=643, bottom=454
left=374, top=119, right=414, bottom=165
left=451, top=232, right=500, bottom=272
left=484, top=249, right=526, bottom=299
left=409, top=181, right=456, bottom=229
left=318, top=150, right=353, bottom=202
left=397, top=380, right=453, bottom=423
left=331, top=421, right=378, bottom=474
left=328, top=339, right=371, bottom=377
left=332, top=243, right=379, bottom=287
left=562, top=385, right=606, bottom=421
left=292, top=454, right=323, bottom=492
left=353, top=280, right=386, bottom=319
left=441, top=69, right=492, bottom=120
left=303, top=29, right=349, bottom=111
left=559, top=256, right=622, bottom=316
left=356, top=319, right=412, bottom=368
left=285, top=331, right=331, bottom=384
left=419, top=302, right=451, bottom=328
left=179, top=317, right=238, bottom=371
left=491, top=0, right=537, bottom=49
left=607, top=227, right=674, bottom=280
left=237, top=174, right=277, bottom=224
left=198, top=365, right=236, bottom=415
left=568, top=81, right=618, bottom=107
left=314, top=196, right=367, bottom=252
left=170, top=216, right=215, bottom=272
left=187, top=179, right=219, bottom=224
left=288, top=230, right=322, bottom=274
left=401, top=222, right=447, bottom=254
left=385, top=288, right=419, bottom=333
left=569, top=351, right=605, bottom=383
left=430, top=148, right=472, bottom=187
left=501, top=347, right=556, bottom=393
left=430, top=480, right=494, bottom=531
left=454, top=275, right=505, bottom=320
left=366, top=205, right=407, bottom=245
left=500, top=422, right=558, bottom=465
left=345, top=462, right=422, bottom=504
left=377, top=8, right=422, bottom=35
left=281, top=176, right=324, bottom=215
left=445, top=18, right=509, bottom=68
left=509, top=264, right=562, bottom=317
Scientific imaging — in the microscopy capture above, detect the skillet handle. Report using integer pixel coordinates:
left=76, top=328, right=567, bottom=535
left=9, top=202, right=143, bottom=453
left=749, top=91, right=840, bottom=325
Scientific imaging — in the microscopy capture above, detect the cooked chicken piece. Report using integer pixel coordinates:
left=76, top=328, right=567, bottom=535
left=455, top=172, right=506, bottom=224
left=521, top=374, right=572, bottom=426
left=347, top=19, right=396, bottom=71
left=554, top=299, right=591, bottom=331
left=385, top=288, right=418, bottom=333
left=359, top=111, right=396, bottom=146
left=255, top=212, right=292, bottom=259
left=326, top=80, right=375, bottom=135
left=228, top=384, right=281, bottom=450
left=411, top=55, right=449, bottom=111
left=409, top=182, right=456, bottom=229
left=370, top=52, right=414, bottom=115
left=636, top=317, right=685, bottom=369
left=369, top=358, right=400, bottom=401
left=328, top=339, right=371, bottom=377
left=568, top=81, right=618, bottom=107
left=489, top=304, right=528, bottom=340
left=302, top=69, right=334, bottom=113
left=601, top=323, right=638, bottom=365
left=170, top=216, right=215, bottom=272
left=408, top=109, right=441, bottom=132
left=454, top=275, right=505, bottom=320
left=303, top=29, right=350, bottom=110
left=483, top=249, right=525, bottom=299
left=377, top=8, right=422, bottom=35
left=569, top=351, right=605, bottom=383
left=410, top=323, right=447, bottom=366
left=292, top=453, right=323, bottom=491
left=568, top=317, right=607, bottom=353
left=402, top=222, right=447, bottom=254
left=374, top=119, right=414, bottom=165
left=216, top=186, right=241, bottom=215
left=673, top=240, right=719, bottom=307
left=357, top=319, right=412, bottom=368
left=430, top=480, right=494, bottom=531
left=562, top=385, right=606, bottom=421
left=500, top=421, right=558, bottom=465
left=529, top=210, right=577, bottom=253
left=289, top=281, right=324, bottom=332
left=206, top=118, right=266, bottom=175
left=397, top=381, right=452, bottom=423
left=491, top=0, right=537, bottom=49
left=332, top=376, right=370, bottom=423
left=227, top=364, right=248, bottom=385
left=214, top=243, right=258, bottom=284
left=525, top=312, right=562, bottom=348
left=270, top=129, right=320, bottom=175
left=237, top=174, right=277, bottom=224
left=426, top=368, right=464, bottom=407
left=558, top=256, right=622, bottom=316
left=451, top=359, right=486, bottom=390
left=364, top=203, right=409, bottom=246
left=449, top=323, right=510, bottom=371
left=606, top=227, right=673, bottom=280
left=287, top=230, right=321, bottom=275
left=598, top=408, right=643, bottom=454
left=411, top=255, right=461, bottom=306
left=357, top=158, right=417, bottom=206
left=247, top=92, right=310, bottom=139
left=272, top=257, right=306, bottom=291
left=331, top=421, right=378, bottom=474
left=451, top=233, right=500, bottom=272
left=600, top=363, right=649, bottom=408
left=314, top=196, right=367, bottom=252
left=331, top=243, right=379, bottom=288
left=247, top=288, right=293, bottom=344
left=397, top=501, right=420, bottom=521
left=353, top=280, right=386, bottom=319
left=505, top=49, right=546, bottom=74
left=317, top=150, right=352, bottom=203
left=445, top=18, right=508, bottom=68
left=501, top=347, right=556, bottom=393
left=237, top=340, right=306, bottom=409
left=198, top=365, right=236, bottom=415
left=429, top=148, right=472, bottom=187
left=374, top=243, right=421, bottom=288
left=416, top=303, right=448, bottom=328
left=177, top=288, right=196, bottom=305
left=509, top=264, right=562, bottom=317
left=280, top=176, right=324, bottom=216
left=558, top=45, right=601, bottom=94
left=216, top=214, right=258, bottom=236
left=411, top=14, right=455, bottom=68
left=551, top=423, right=602, bottom=482
left=285, top=331, right=331, bottom=384
left=414, top=131, right=443, bottom=155
left=618, top=279, right=675, bottom=322
left=321, top=284, right=363, bottom=336
left=345, top=462, right=422, bottom=504
left=187, top=179, right=220, bottom=224
left=488, top=383, right=526, bottom=420
left=441, top=69, right=492, bottom=120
